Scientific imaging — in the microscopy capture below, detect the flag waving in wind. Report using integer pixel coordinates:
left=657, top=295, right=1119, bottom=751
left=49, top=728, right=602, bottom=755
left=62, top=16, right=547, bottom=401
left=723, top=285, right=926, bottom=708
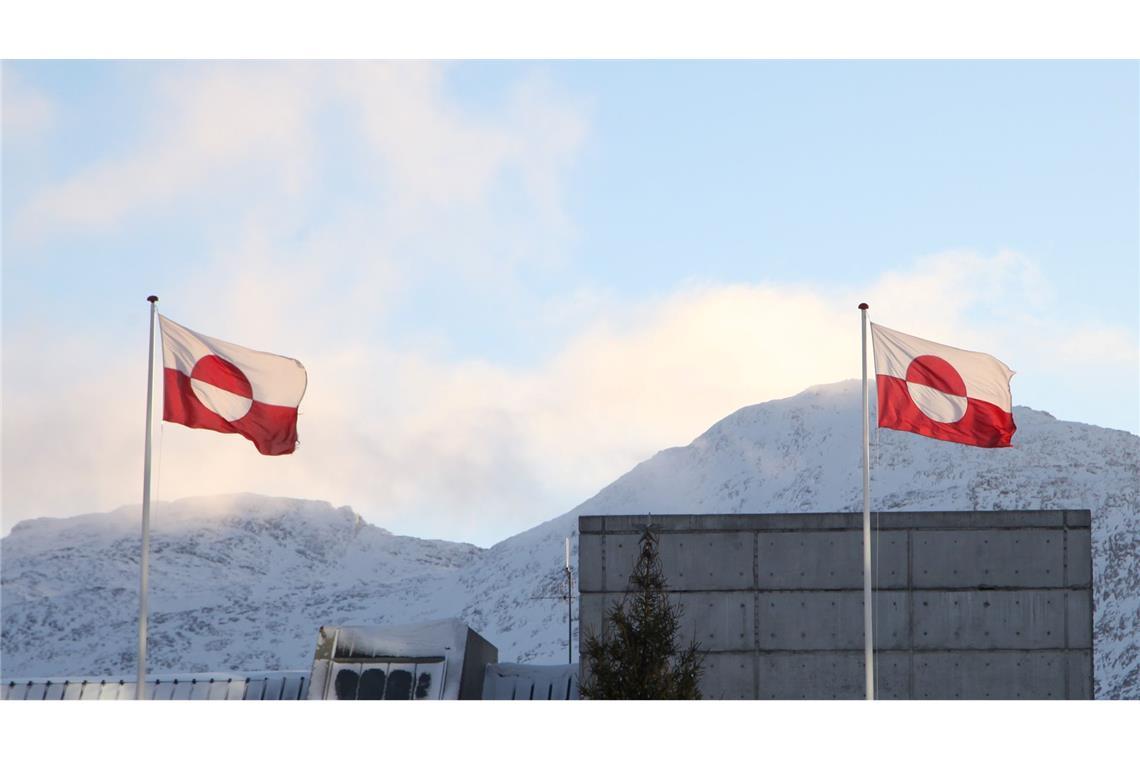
left=159, top=316, right=308, bottom=455
left=870, top=322, right=1015, bottom=448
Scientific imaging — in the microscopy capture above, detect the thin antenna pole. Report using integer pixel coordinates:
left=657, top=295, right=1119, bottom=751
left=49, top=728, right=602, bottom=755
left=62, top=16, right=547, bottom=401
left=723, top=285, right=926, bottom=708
left=137, top=295, right=158, bottom=699
left=565, top=537, right=573, bottom=664
left=859, top=302, right=874, bottom=700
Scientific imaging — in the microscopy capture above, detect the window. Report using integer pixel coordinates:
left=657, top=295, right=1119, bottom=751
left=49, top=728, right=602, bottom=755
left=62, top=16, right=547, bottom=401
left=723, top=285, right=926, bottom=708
left=323, top=657, right=446, bottom=700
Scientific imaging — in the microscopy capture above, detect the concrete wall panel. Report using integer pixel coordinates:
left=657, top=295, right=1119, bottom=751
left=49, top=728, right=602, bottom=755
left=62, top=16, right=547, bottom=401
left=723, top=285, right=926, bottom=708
left=911, top=529, right=1063, bottom=588
left=1066, top=529, right=1092, bottom=587
left=912, top=590, right=1067, bottom=649
left=754, top=652, right=911, bottom=699
left=601, top=536, right=642, bottom=592
left=1066, top=651, right=1093, bottom=699
left=659, top=533, right=753, bottom=590
left=758, top=653, right=864, bottom=699
left=671, top=592, right=754, bottom=652
left=756, top=531, right=907, bottom=589
left=1066, top=591, right=1092, bottom=648
left=912, top=652, right=1067, bottom=699
left=699, top=653, right=754, bottom=699
left=757, top=591, right=909, bottom=650
left=871, top=532, right=909, bottom=589
left=578, top=534, right=604, bottom=593
left=872, top=653, right=913, bottom=700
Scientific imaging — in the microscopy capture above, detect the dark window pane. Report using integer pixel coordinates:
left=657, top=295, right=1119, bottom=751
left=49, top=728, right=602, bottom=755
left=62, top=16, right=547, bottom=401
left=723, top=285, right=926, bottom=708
left=358, top=668, right=386, bottom=700
left=385, top=669, right=412, bottom=700
left=334, top=669, right=359, bottom=700
left=414, top=672, right=432, bottom=699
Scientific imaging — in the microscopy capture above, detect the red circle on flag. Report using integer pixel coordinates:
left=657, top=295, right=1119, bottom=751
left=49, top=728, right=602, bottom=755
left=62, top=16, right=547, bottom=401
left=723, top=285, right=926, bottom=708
left=904, top=354, right=968, bottom=424
left=905, top=355, right=967, bottom=396
left=191, top=355, right=253, bottom=397
left=189, top=355, right=253, bottom=422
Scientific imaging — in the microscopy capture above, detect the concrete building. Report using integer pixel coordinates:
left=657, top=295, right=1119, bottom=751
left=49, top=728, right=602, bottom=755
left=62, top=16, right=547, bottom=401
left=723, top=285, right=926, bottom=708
left=578, top=510, right=1093, bottom=699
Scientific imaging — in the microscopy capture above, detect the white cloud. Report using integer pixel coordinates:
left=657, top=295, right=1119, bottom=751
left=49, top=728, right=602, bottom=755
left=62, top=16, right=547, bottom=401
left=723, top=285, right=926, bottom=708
left=5, top=250, right=1135, bottom=545
left=16, top=64, right=319, bottom=232
left=1, top=67, right=56, bottom=138
left=14, top=62, right=587, bottom=248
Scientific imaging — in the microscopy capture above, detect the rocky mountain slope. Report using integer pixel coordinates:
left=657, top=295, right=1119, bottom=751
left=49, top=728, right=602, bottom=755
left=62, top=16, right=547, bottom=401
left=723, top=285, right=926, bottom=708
left=3, top=380, right=1137, bottom=697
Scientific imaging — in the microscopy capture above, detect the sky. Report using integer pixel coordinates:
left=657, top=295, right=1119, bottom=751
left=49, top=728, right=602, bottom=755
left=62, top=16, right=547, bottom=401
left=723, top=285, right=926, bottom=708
left=2, top=60, right=1138, bottom=546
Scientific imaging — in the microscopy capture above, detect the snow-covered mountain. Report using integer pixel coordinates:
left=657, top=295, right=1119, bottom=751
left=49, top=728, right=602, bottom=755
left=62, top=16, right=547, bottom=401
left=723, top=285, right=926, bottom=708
left=1, top=495, right=482, bottom=676
left=3, top=380, right=1138, bottom=697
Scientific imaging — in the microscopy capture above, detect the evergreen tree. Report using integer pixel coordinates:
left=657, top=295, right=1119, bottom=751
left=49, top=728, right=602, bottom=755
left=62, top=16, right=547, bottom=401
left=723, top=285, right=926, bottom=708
left=579, top=525, right=705, bottom=699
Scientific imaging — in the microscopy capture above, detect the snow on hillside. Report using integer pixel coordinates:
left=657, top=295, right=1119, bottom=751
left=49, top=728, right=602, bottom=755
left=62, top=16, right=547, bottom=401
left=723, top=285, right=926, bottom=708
left=1, top=494, right=481, bottom=675
left=3, top=380, right=1138, bottom=697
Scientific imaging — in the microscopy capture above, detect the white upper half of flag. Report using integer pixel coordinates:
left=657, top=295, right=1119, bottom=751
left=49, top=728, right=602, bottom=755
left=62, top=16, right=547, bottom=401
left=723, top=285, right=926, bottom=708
left=158, top=315, right=307, bottom=408
left=870, top=322, right=1014, bottom=412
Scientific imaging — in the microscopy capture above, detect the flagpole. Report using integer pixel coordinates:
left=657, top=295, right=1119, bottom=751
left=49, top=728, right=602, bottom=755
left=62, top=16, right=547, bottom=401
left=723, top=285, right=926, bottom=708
left=137, top=295, right=158, bottom=700
left=859, top=302, right=874, bottom=700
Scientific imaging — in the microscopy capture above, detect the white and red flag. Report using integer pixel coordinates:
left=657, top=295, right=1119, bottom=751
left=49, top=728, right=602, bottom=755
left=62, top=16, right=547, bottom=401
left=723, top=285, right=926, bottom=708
left=870, top=322, right=1015, bottom=448
left=158, top=316, right=308, bottom=455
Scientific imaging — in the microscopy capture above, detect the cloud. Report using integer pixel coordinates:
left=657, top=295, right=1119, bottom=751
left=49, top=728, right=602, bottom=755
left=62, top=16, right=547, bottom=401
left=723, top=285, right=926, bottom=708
left=15, top=64, right=319, bottom=233
left=5, top=248, right=1135, bottom=545
left=13, top=62, right=587, bottom=248
left=1, top=68, right=57, bottom=138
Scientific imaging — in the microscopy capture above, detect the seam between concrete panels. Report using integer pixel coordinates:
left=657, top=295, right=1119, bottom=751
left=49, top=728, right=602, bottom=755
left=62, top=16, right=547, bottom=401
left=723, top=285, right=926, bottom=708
left=1063, top=522, right=1070, bottom=698
left=752, top=530, right=760, bottom=590
left=580, top=525, right=1083, bottom=537
left=600, top=529, right=607, bottom=593
left=579, top=513, right=1089, bottom=533
left=705, top=647, right=1091, bottom=655
left=907, top=527, right=915, bottom=700
left=1087, top=526, right=1095, bottom=696
left=662, top=585, right=1085, bottom=594
left=753, top=529, right=761, bottom=699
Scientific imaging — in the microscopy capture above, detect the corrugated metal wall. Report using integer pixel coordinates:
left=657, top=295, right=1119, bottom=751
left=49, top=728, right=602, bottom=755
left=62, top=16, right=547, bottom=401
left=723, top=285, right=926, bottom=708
left=2, top=671, right=310, bottom=700
left=482, top=663, right=579, bottom=700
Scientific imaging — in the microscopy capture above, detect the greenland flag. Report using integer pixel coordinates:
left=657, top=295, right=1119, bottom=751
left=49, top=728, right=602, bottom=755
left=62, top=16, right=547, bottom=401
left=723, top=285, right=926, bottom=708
left=159, top=316, right=308, bottom=455
left=870, top=322, right=1015, bottom=448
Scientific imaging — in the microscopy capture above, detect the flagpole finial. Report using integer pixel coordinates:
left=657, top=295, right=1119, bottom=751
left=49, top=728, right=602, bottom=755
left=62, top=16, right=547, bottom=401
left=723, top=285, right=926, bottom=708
left=147, top=295, right=158, bottom=303
left=858, top=303, right=868, bottom=310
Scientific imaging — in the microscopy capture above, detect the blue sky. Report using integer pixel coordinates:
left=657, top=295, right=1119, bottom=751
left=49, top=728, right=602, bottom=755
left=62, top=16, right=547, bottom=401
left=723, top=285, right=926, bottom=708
left=3, top=61, right=1137, bottom=545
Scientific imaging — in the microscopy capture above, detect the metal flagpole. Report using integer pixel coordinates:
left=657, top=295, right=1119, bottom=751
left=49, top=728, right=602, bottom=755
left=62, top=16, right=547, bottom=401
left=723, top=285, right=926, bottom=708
left=859, top=302, right=874, bottom=700
left=137, top=295, right=159, bottom=700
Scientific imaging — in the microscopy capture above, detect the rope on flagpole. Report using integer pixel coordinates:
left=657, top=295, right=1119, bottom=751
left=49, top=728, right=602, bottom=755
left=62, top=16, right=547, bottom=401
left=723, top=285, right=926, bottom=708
left=874, top=503, right=881, bottom=698
left=869, top=361, right=882, bottom=699
left=154, top=305, right=165, bottom=510
left=871, top=391, right=881, bottom=699
left=156, top=425, right=164, bottom=505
